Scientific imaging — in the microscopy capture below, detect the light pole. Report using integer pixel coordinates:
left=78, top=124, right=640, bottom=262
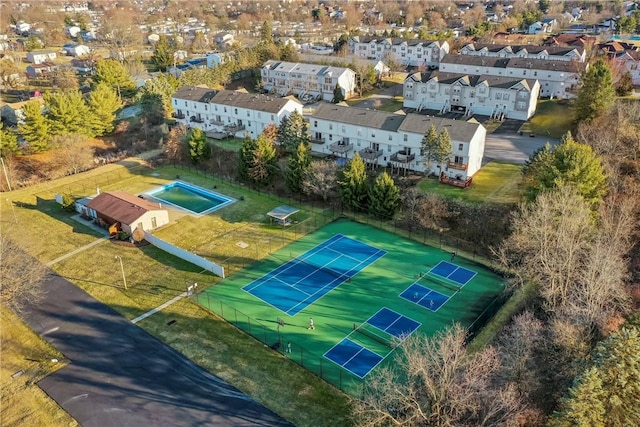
left=115, top=255, right=127, bottom=290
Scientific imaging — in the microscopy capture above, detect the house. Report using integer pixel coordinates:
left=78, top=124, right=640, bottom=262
left=62, top=43, right=90, bottom=57
left=171, top=86, right=303, bottom=139
left=308, top=103, right=487, bottom=180
left=214, top=32, right=234, bottom=48
left=598, top=42, right=640, bottom=85
left=79, top=191, right=170, bottom=235
left=528, top=18, right=557, bottom=35
left=26, top=50, right=57, bottom=64
left=459, top=43, right=586, bottom=62
left=542, top=34, right=597, bottom=48
left=0, top=97, right=44, bottom=126
left=261, top=60, right=357, bottom=102
left=348, top=36, right=450, bottom=68
left=403, top=71, right=540, bottom=121
left=439, top=54, right=587, bottom=99
left=26, top=62, right=58, bottom=78
left=206, top=52, right=232, bottom=67
left=71, top=57, right=98, bottom=73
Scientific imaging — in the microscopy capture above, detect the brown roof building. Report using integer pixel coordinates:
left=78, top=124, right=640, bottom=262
left=83, top=191, right=169, bottom=234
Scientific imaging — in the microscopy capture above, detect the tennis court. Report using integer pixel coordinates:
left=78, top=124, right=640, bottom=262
left=243, top=234, right=386, bottom=316
left=324, top=308, right=421, bottom=378
left=198, top=219, right=505, bottom=394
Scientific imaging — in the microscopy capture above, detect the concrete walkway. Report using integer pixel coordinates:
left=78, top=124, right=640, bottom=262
left=46, top=236, right=109, bottom=267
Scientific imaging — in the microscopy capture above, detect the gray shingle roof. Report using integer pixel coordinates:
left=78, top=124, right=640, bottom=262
left=210, top=90, right=301, bottom=114
left=398, top=115, right=482, bottom=142
left=464, top=43, right=584, bottom=57
left=409, top=71, right=536, bottom=91
left=440, top=54, right=586, bottom=73
left=173, top=86, right=218, bottom=102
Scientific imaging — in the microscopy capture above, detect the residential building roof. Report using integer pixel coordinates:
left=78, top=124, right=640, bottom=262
left=172, top=85, right=218, bottom=103
left=543, top=34, right=597, bottom=47
left=86, top=191, right=164, bottom=225
left=461, top=43, right=584, bottom=57
left=262, top=60, right=354, bottom=76
left=210, top=89, right=301, bottom=114
left=440, top=54, right=586, bottom=73
left=351, top=36, right=446, bottom=48
left=397, top=114, right=482, bottom=142
left=408, top=71, right=537, bottom=91
left=312, top=103, right=405, bottom=132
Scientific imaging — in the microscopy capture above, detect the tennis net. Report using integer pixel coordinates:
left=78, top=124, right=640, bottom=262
left=353, top=323, right=395, bottom=348
left=419, top=273, right=460, bottom=293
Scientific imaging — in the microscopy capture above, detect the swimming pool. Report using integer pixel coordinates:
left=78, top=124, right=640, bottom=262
left=146, top=181, right=235, bottom=215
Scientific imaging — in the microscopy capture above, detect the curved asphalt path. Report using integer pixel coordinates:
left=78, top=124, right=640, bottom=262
left=22, top=273, right=291, bottom=427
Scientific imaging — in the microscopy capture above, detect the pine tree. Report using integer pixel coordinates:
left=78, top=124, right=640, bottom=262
left=276, top=110, right=309, bottom=155
left=434, top=128, right=453, bottom=165
left=549, top=367, right=606, bottom=427
left=249, top=133, right=278, bottom=184
left=18, top=101, right=50, bottom=153
left=187, top=128, right=209, bottom=163
left=87, top=83, right=122, bottom=136
left=286, top=142, right=311, bottom=192
left=339, top=153, right=369, bottom=212
left=421, top=124, right=439, bottom=172
left=238, top=135, right=258, bottom=181
left=523, top=132, right=607, bottom=206
left=45, top=91, right=94, bottom=137
left=369, top=172, right=400, bottom=220
left=575, top=59, right=615, bottom=123
left=152, top=35, right=175, bottom=72
left=333, top=84, right=345, bottom=103
left=94, top=59, right=136, bottom=98
left=0, top=123, right=21, bottom=157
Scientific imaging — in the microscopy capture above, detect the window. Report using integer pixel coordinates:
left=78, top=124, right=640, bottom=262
left=204, top=104, right=208, bottom=111
left=314, top=120, right=317, bottom=128
left=224, top=107, right=227, bottom=112
left=458, top=143, right=463, bottom=151
left=173, top=99, right=177, bottom=105
left=184, top=101, right=187, bottom=106
left=388, top=134, right=392, bottom=141
left=151, top=217, right=157, bottom=229
left=234, top=108, right=238, bottom=115
left=403, top=134, right=408, bottom=142
left=247, top=111, right=250, bottom=117
left=329, top=124, right=333, bottom=130
left=495, top=92, right=502, bottom=100
left=342, top=126, right=345, bottom=133
left=503, top=93, right=510, bottom=100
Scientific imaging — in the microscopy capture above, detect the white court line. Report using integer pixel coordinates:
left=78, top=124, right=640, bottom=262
left=131, top=292, right=187, bottom=324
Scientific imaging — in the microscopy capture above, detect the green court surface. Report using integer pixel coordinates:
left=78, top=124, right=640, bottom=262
left=197, top=218, right=504, bottom=394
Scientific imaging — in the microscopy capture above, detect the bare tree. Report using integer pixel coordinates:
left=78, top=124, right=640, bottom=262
left=353, top=324, right=524, bottom=427
left=417, top=193, right=450, bottom=233
left=301, top=160, right=338, bottom=201
left=164, top=124, right=188, bottom=161
left=0, top=237, right=47, bottom=314
left=51, top=134, right=94, bottom=175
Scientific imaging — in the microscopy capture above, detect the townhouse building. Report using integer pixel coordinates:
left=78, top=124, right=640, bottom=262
left=439, top=54, right=587, bottom=99
left=171, top=86, right=303, bottom=139
left=403, top=71, right=540, bottom=121
left=459, top=43, right=586, bottom=63
left=348, top=36, right=449, bottom=68
left=309, top=103, right=486, bottom=180
left=261, top=60, right=357, bottom=102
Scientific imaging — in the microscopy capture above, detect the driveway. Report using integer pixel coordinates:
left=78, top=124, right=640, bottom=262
left=484, top=133, right=557, bottom=164
left=23, top=274, right=291, bottom=427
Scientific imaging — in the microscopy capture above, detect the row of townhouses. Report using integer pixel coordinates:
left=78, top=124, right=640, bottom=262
left=458, top=43, right=586, bottom=63
left=347, top=36, right=450, bottom=68
left=172, top=86, right=303, bottom=139
left=439, top=54, right=587, bottom=99
left=172, top=86, right=485, bottom=181
left=403, top=71, right=540, bottom=121
left=260, top=60, right=357, bottom=102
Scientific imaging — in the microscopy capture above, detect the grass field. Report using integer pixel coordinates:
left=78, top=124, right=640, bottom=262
left=0, top=309, right=78, bottom=427
left=200, top=219, right=505, bottom=394
left=207, top=136, right=244, bottom=152
left=417, top=161, right=524, bottom=204
left=519, top=99, right=575, bottom=139
left=0, top=161, right=351, bottom=426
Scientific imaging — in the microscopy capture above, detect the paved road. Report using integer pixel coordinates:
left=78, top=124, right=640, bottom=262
left=484, top=133, right=557, bottom=164
left=23, top=274, right=291, bottom=427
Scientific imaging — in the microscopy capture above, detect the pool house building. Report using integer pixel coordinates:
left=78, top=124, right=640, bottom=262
left=171, top=86, right=303, bottom=139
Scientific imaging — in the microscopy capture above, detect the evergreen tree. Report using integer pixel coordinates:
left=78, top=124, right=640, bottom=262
left=152, top=35, right=175, bottom=72
left=276, top=110, right=309, bottom=155
left=0, top=123, right=21, bottom=157
left=549, top=367, right=606, bottom=427
left=249, top=133, right=278, bottom=184
left=369, top=171, right=400, bottom=220
left=523, top=132, right=607, bottom=206
left=187, top=127, right=209, bottom=163
left=575, top=59, right=615, bottom=123
left=421, top=125, right=451, bottom=172
left=333, top=84, right=345, bottom=103
left=421, top=124, right=439, bottom=171
left=286, top=142, right=311, bottom=192
left=238, top=134, right=258, bottom=181
left=18, top=101, right=50, bottom=153
left=94, top=59, right=136, bottom=98
left=435, top=129, right=452, bottom=164
left=339, top=153, right=369, bottom=212
left=45, top=91, right=94, bottom=137
left=87, top=83, right=122, bottom=136
left=260, top=20, right=274, bottom=44
left=139, top=73, right=181, bottom=115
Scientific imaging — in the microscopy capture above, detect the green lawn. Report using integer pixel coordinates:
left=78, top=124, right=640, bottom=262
left=519, top=99, right=575, bottom=139
left=417, top=161, right=524, bottom=204
left=0, top=161, right=350, bottom=427
left=375, top=96, right=404, bottom=112
left=207, top=137, right=244, bottom=152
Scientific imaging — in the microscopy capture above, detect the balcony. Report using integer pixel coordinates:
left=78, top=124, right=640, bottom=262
left=173, top=112, right=185, bottom=119
left=359, top=147, right=383, bottom=161
left=390, top=151, right=415, bottom=163
left=311, top=137, right=326, bottom=145
left=210, top=119, right=224, bottom=126
left=447, top=161, right=468, bottom=171
left=223, top=123, right=245, bottom=133
left=440, top=174, right=472, bottom=188
left=329, top=140, right=353, bottom=154
left=190, top=116, right=204, bottom=123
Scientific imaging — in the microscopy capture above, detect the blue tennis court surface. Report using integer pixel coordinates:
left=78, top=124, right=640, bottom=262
left=400, top=283, right=450, bottom=311
left=324, top=308, right=421, bottom=378
left=243, top=234, right=386, bottom=315
left=429, top=261, right=477, bottom=287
